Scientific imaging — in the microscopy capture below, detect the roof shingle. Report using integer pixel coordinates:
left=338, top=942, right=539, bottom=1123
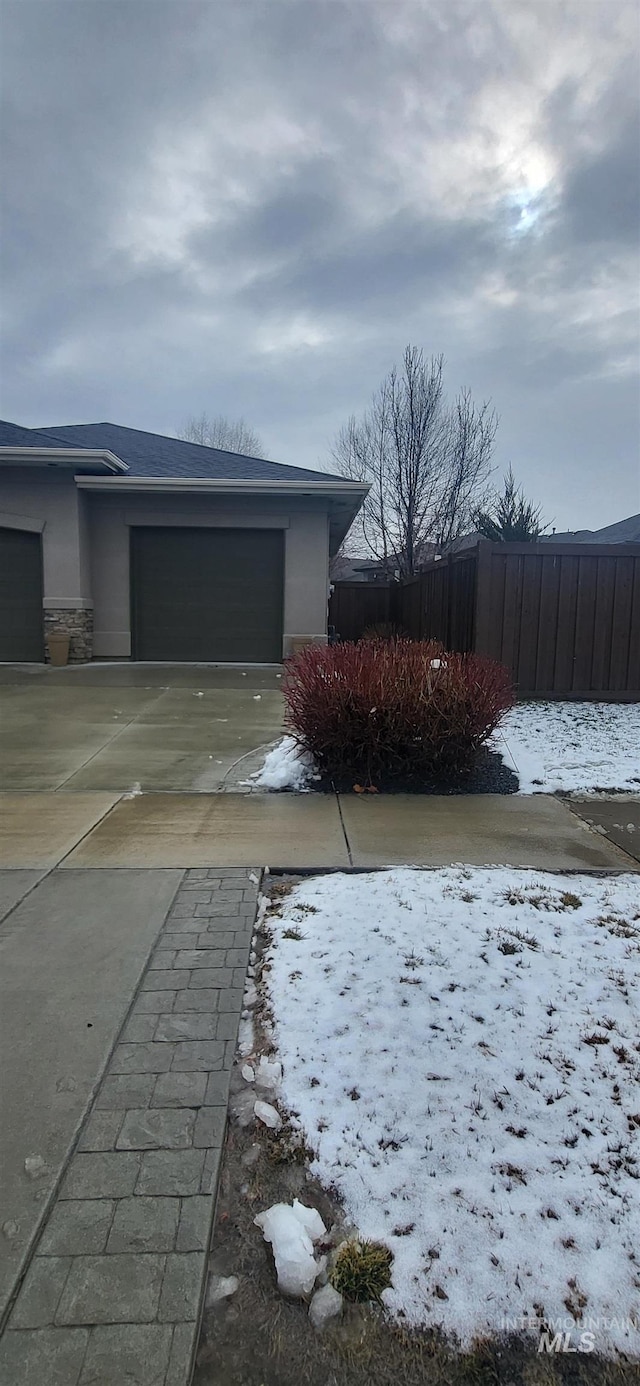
left=33, top=421, right=342, bottom=482
left=0, top=419, right=84, bottom=450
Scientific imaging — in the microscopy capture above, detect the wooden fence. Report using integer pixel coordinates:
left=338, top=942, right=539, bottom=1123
left=329, top=541, right=640, bottom=699
left=328, top=581, right=400, bottom=642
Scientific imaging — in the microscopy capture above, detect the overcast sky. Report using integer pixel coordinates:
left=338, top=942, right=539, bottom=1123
left=1, top=0, right=638, bottom=530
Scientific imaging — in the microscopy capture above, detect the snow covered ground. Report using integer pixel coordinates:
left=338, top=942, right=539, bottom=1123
left=254, top=702, right=640, bottom=795
left=264, top=868, right=640, bottom=1354
left=495, top=701, right=640, bottom=795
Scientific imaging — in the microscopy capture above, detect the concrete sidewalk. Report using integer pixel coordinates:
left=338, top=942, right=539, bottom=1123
left=0, top=870, right=182, bottom=1322
left=568, top=797, right=640, bottom=864
left=0, top=790, right=636, bottom=872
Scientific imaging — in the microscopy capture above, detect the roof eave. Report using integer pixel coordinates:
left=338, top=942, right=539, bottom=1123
left=73, top=474, right=369, bottom=552
left=73, top=475, right=368, bottom=494
left=0, top=448, right=128, bottom=474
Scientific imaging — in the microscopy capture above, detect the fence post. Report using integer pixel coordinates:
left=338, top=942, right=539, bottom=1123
left=446, top=551, right=454, bottom=648
left=474, top=541, right=493, bottom=656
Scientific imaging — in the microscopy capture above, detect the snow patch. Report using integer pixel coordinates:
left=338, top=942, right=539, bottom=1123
left=252, top=736, right=319, bottom=792
left=495, top=701, right=640, bottom=794
left=265, top=867, right=640, bottom=1354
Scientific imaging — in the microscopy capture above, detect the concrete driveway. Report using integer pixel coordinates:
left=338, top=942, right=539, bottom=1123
left=0, top=664, right=284, bottom=792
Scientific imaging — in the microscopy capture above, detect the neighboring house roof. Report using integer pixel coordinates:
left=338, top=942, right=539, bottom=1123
left=444, top=516, right=640, bottom=550
left=333, top=539, right=441, bottom=581
left=331, top=558, right=389, bottom=582
left=27, top=421, right=342, bottom=483
left=596, top=514, right=640, bottom=542
left=543, top=514, right=640, bottom=544
left=446, top=530, right=484, bottom=552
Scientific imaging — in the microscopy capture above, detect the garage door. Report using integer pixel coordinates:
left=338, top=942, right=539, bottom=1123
left=130, top=527, right=284, bottom=662
left=0, top=528, right=44, bottom=661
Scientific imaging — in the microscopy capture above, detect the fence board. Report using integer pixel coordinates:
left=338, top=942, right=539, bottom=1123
left=414, top=564, right=448, bottom=643
left=609, top=556, right=635, bottom=690
left=534, top=553, right=561, bottom=692
left=399, top=577, right=420, bottom=638
left=553, top=555, right=580, bottom=693
left=517, top=554, right=543, bottom=691
left=485, top=549, right=507, bottom=663
left=572, top=556, right=598, bottom=693
left=328, top=583, right=395, bottom=642
left=500, top=552, right=524, bottom=676
left=451, top=554, right=477, bottom=651
left=590, top=558, right=616, bottom=691
left=627, top=560, right=640, bottom=692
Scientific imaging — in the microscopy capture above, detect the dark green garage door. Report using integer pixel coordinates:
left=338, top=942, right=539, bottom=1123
left=131, top=527, right=284, bottom=662
left=0, top=528, right=44, bottom=661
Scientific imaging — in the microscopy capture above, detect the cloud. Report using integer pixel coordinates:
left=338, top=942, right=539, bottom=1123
left=0, top=0, right=637, bottom=529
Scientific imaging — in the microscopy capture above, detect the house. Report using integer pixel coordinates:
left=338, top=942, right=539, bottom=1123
left=331, top=540, right=439, bottom=582
left=330, top=556, right=397, bottom=583
left=542, top=514, right=640, bottom=544
left=0, top=421, right=368, bottom=663
left=443, top=515, right=640, bottom=552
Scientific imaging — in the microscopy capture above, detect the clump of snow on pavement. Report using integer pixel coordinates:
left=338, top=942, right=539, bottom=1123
left=252, top=735, right=319, bottom=791
left=254, top=1200, right=327, bottom=1296
left=264, top=868, right=640, bottom=1353
left=495, top=701, right=640, bottom=795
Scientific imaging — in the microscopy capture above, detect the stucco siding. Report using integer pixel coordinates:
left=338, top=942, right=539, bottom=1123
left=0, top=471, right=332, bottom=661
left=0, top=468, right=91, bottom=607
left=87, top=491, right=330, bottom=659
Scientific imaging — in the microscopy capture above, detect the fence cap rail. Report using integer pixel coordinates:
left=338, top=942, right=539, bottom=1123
left=417, top=540, right=640, bottom=567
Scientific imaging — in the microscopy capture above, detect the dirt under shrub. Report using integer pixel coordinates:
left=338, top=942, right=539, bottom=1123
left=317, top=745, right=519, bottom=795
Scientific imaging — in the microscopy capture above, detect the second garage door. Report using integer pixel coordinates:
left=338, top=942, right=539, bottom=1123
left=130, top=527, right=284, bottom=662
left=0, top=527, right=44, bottom=662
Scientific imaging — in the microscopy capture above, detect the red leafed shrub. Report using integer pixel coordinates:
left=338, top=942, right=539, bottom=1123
left=283, top=638, right=514, bottom=786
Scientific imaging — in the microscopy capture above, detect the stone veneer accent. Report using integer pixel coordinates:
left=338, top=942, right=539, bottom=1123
left=283, top=633, right=328, bottom=657
left=44, top=608, right=93, bottom=664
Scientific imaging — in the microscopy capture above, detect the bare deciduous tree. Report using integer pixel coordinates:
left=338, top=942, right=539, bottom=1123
left=332, top=347, right=498, bottom=576
left=177, top=412, right=265, bottom=457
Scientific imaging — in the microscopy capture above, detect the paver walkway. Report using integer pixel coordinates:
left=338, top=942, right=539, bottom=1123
left=0, top=867, right=259, bottom=1386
